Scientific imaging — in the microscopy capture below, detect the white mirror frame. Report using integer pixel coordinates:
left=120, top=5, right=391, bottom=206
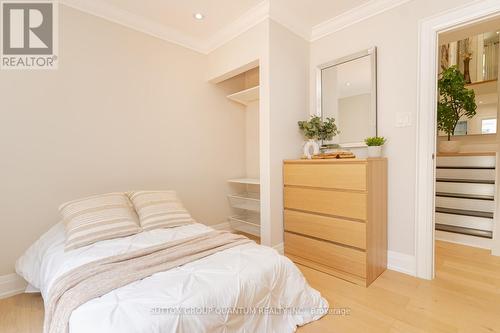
left=316, top=47, right=378, bottom=148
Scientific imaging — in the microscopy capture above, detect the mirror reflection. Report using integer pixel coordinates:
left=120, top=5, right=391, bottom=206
left=439, top=31, right=499, bottom=136
left=319, top=49, right=377, bottom=146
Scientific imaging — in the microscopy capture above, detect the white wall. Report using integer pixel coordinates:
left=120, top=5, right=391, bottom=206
left=267, top=20, right=309, bottom=246
left=246, top=101, right=260, bottom=178
left=309, top=0, right=472, bottom=256
left=206, top=21, right=268, bottom=82
left=0, top=6, right=247, bottom=275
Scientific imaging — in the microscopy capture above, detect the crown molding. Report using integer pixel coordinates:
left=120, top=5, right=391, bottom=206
left=59, top=0, right=205, bottom=53
left=59, top=0, right=412, bottom=55
left=311, top=0, right=412, bottom=41
left=60, top=0, right=271, bottom=55
left=202, top=0, right=313, bottom=53
left=201, top=0, right=270, bottom=53
left=269, top=2, right=311, bottom=41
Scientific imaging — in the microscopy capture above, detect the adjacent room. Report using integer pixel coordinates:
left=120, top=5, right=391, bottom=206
left=0, top=0, right=499, bottom=332
left=435, top=17, right=500, bottom=249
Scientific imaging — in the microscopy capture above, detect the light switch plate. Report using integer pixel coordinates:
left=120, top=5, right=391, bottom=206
left=396, top=112, right=412, bottom=127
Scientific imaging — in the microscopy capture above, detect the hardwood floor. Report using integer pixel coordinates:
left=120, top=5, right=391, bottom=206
left=0, top=293, right=43, bottom=333
left=1, top=240, right=499, bottom=333
left=235, top=231, right=260, bottom=244
left=298, top=240, right=500, bottom=333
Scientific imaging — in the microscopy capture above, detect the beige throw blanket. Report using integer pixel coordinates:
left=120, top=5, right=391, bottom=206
left=43, top=230, right=251, bottom=333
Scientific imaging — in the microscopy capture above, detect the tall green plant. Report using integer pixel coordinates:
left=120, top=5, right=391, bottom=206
left=437, top=66, right=477, bottom=140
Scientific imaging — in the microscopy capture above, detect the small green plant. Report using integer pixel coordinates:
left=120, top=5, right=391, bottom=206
left=437, top=66, right=477, bottom=140
left=364, top=136, right=386, bottom=146
left=298, top=116, right=339, bottom=141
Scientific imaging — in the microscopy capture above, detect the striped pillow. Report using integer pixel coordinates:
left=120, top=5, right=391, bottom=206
left=128, top=191, right=194, bottom=231
left=60, top=193, right=141, bottom=251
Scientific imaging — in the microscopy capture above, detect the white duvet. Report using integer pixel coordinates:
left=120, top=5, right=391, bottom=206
left=16, top=222, right=328, bottom=333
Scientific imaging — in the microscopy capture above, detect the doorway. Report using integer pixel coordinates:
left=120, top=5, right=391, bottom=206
left=415, top=1, right=500, bottom=280
left=435, top=21, right=499, bottom=251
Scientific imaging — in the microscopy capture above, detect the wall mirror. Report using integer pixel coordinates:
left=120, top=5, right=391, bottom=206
left=439, top=30, right=499, bottom=137
left=317, top=47, right=377, bottom=147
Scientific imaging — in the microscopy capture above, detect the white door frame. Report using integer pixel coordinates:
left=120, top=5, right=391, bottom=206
left=415, top=0, right=500, bottom=280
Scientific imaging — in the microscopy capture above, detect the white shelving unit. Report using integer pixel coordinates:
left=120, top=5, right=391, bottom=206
left=226, top=86, right=259, bottom=106
left=228, top=213, right=260, bottom=236
left=227, top=179, right=260, bottom=236
left=228, top=192, right=260, bottom=212
left=227, top=178, right=260, bottom=185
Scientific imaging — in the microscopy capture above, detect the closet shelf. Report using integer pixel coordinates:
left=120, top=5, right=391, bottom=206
left=226, top=86, right=259, bottom=106
left=227, top=178, right=260, bottom=185
left=228, top=192, right=260, bottom=212
left=228, top=213, right=260, bottom=237
left=229, top=214, right=260, bottom=227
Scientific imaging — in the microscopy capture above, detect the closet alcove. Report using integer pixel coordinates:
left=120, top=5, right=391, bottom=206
left=214, top=66, right=261, bottom=240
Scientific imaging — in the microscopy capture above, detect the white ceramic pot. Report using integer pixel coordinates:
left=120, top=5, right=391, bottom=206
left=438, top=140, right=460, bottom=153
left=303, top=139, right=320, bottom=159
left=367, top=146, right=383, bottom=158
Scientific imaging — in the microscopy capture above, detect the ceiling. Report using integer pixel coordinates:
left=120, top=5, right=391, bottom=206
left=61, top=0, right=397, bottom=53
left=102, top=0, right=263, bottom=40
left=99, top=0, right=371, bottom=40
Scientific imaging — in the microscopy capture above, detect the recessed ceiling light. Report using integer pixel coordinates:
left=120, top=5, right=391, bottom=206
left=345, top=82, right=351, bottom=86
left=496, top=31, right=499, bottom=34
left=193, top=13, right=204, bottom=20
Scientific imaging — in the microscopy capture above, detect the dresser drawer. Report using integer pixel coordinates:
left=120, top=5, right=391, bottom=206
left=284, top=187, right=367, bottom=220
left=284, top=163, right=367, bottom=190
left=284, top=209, right=366, bottom=249
left=285, top=232, right=366, bottom=278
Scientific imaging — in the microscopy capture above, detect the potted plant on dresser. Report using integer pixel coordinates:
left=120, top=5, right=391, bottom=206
left=298, top=116, right=339, bottom=159
left=437, top=66, right=477, bottom=153
left=365, top=136, right=386, bottom=158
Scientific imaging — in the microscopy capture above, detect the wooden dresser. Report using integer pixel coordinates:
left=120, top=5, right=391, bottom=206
left=283, top=158, right=387, bottom=287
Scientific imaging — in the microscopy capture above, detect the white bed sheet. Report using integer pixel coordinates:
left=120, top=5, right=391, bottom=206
left=16, top=222, right=328, bottom=333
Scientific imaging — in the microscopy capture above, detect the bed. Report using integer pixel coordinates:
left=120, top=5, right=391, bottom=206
left=16, top=222, right=328, bottom=333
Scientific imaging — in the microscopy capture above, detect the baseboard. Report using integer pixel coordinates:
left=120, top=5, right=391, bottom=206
left=387, top=251, right=416, bottom=276
left=272, top=242, right=284, bottom=255
left=0, top=274, right=26, bottom=299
